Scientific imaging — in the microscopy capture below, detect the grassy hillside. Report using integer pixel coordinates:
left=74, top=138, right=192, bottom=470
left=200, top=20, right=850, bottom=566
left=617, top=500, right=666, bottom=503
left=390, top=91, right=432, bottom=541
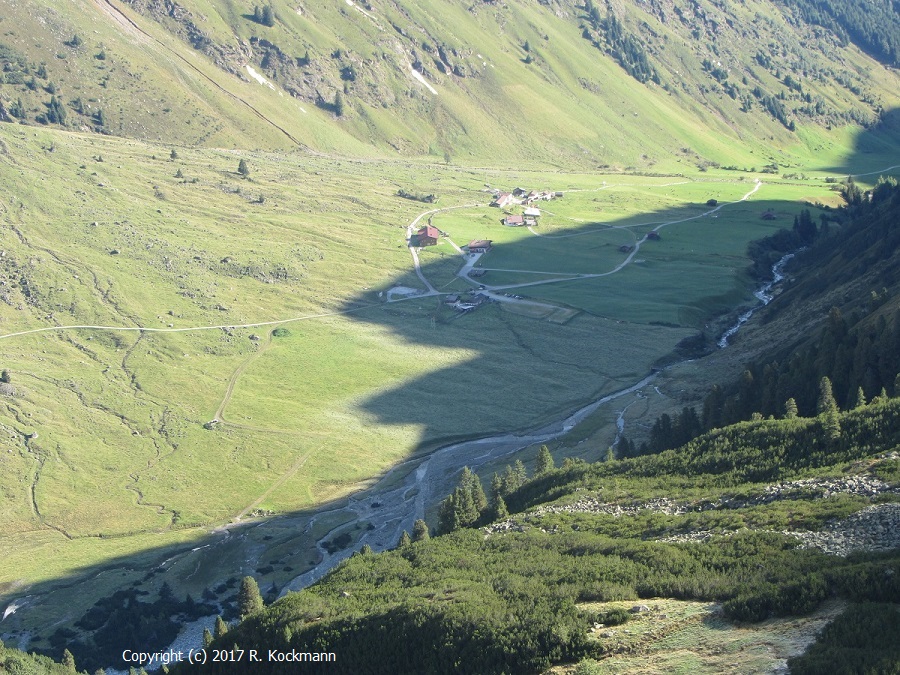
left=0, top=0, right=898, bottom=166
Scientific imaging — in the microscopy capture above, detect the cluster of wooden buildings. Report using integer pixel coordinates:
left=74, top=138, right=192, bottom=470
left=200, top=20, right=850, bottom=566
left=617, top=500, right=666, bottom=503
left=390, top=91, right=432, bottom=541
left=490, top=187, right=562, bottom=209
left=444, top=290, right=491, bottom=312
left=504, top=207, right=542, bottom=227
left=412, top=224, right=493, bottom=255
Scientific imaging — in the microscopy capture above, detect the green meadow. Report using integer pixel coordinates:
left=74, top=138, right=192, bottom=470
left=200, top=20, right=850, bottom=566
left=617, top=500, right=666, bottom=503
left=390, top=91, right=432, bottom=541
left=0, top=117, right=898, bottom=651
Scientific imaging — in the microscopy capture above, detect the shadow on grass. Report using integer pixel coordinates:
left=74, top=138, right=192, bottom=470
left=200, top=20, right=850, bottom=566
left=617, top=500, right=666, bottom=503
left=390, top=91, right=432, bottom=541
left=3, top=113, right=900, bottom=672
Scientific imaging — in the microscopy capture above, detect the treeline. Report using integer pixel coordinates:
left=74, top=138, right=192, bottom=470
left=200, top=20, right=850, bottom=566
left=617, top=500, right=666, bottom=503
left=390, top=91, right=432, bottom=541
left=629, top=176, right=900, bottom=456
left=746, top=207, right=820, bottom=280
left=513, top=397, right=900, bottom=511
left=0, top=641, right=79, bottom=675
left=436, top=448, right=559, bottom=534
left=581, top=0, right=659, bottom=84
left=778, top=0, right=900, bottom=67
left=706, top=308, right=900, bottom=423
left=787, top=603, right=900, bottom=674
left=179, top=397, right=900, bottom=674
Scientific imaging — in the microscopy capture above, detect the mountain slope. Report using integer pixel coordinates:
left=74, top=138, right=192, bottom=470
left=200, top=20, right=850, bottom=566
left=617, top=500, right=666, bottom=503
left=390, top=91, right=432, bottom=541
left=0, top=0, right=898, bottom=165
left=182, top=397, right=900, bottom=674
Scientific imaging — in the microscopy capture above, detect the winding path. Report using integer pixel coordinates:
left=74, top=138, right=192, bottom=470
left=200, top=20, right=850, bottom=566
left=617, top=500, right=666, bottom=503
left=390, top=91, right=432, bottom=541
left=403, top=203, right=482, bottom=295
left=451, top=180, right=763, bottom=294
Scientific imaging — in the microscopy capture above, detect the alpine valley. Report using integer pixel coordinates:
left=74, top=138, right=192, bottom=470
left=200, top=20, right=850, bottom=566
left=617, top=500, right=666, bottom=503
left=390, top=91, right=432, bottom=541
left=0, top=0, right=899, bottom=673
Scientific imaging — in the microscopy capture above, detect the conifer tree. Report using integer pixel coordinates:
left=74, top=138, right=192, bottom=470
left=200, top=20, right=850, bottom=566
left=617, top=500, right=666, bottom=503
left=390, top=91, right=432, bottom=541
left=513, top=459, right=527, bottom=485
left=492, top=494, right=508, bottom=521
left=412, top=519, right=429, bottom=542
left=817, top=377, right=841, bottom=441
left=397, top=530, right=411, bottom=548
left=238, top=576, right=264, bottom=618
left=203, top=627, right=213, bottom=647
left=47, top=95, right=66, bottom=125
left=822, top=406, right=841, bottom=441
left=466, top=468, right=488, bottom=514
left=214, top=616, right=229, bottom=639
left=535, top=445, right=554, bottom=475
left=453, top=484, right=477, bottom=526
left=237, top=158, right=250, bottom=177
left=854, top=387, right=867, bottom=408
left=817, top=376, right=838, bottom=415
left=784, top=398, right=799, bottom=419
left=62, top=649, right=76, bottom=671
left=490, top=472, right=504, bottom=500
left=437, top=492, right=458, bottom=534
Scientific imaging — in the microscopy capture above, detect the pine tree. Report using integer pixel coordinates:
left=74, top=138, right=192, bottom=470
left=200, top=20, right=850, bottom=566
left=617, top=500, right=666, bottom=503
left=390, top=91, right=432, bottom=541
left=817, top=377, right=841, bottom=441
left=784, top=398, right=799, bottom=419
left=490, top=472, right=504, bottom=500
left=513, top=460, right=527, bottom=486
left=213, top=616, right=229, bottom=639
left=203, top=627, right=213, bottom=647
left=817, top=376, right=838, bottom=415
left=170, top=148, right=178, bottom=160
left=238, top=576, right=264, bottom=618
left=467, top=469, right=488, bottom=515
left=334, top=92, right=345, bottom=117
left=9, top=98, right=25, bottom=119
left=822, top=406, right=841, bottom=441
left=412, top=519, right=429, bottom=542
left=237, top=158, right=250, bottom=177
left=492, top=494, right=508, bottom=521
left=397, top=530, right=411, bottom=548
left=62, top=649, right=76, bottom=671
left=47, top=95, right=66, bottom=125
left=437, top=492, right=457, bottom=534
left=453, top=485, right=477, bottom=526
left=854, top=387, right=867, bottom=408
left=261, top=5, right=275, bottom=26
left=535, top=445, right=554, bottom=475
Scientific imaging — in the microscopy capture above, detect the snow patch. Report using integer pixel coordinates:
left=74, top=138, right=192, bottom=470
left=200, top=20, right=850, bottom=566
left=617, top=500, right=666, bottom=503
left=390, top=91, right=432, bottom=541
left=345, top=0, right=383, bottom=30
left=246, top=65, right=275, bottom=91
left=410, top=67, right=438, bottom=95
